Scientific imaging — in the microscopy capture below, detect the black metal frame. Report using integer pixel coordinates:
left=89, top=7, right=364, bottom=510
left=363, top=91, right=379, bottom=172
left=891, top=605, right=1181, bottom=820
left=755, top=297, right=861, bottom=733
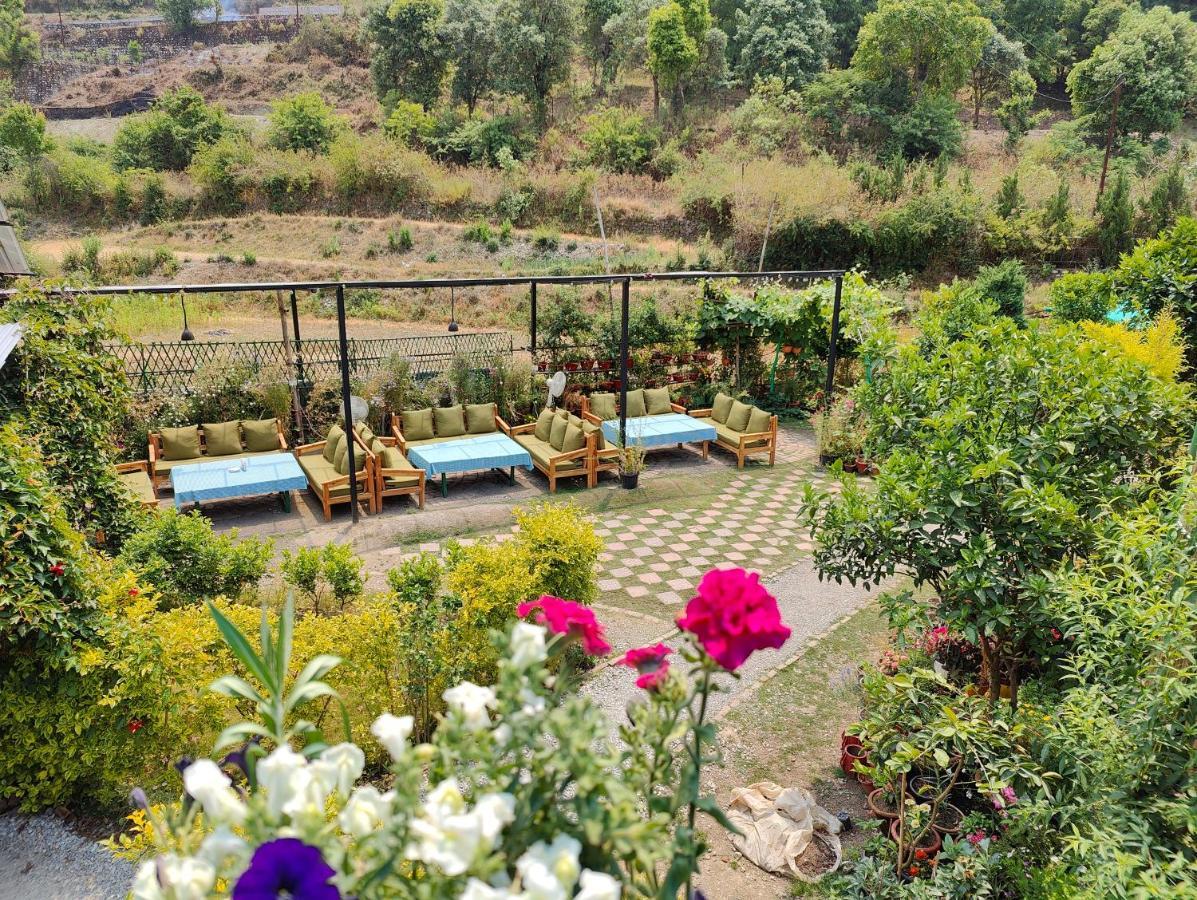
left=5, top=268, right=845, bottom=523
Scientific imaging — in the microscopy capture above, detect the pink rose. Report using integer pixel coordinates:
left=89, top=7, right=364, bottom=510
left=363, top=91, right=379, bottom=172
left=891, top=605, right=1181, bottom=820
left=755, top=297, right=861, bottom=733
left=677, top=568, right=791, bottom=671
left=967, top=830, right=986, bottom=845
left=618, top=643, right=672, bottom=691
left=517, top=595, right=611, bottom=656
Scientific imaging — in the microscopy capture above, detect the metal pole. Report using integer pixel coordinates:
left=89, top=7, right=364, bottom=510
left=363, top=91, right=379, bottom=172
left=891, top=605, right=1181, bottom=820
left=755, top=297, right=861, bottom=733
left=530, top=280, right=538, bottom=353
left=335, top=284, right=360, bottom=524
left=618, top=278, right=630, bottom=448
left=289, top=289, right=309, bottom=434
left=823, top=275, right=844, bottom=407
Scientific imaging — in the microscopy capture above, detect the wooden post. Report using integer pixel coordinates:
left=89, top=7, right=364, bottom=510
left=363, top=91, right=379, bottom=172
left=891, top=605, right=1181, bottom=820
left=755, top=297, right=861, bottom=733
left=758, top=196, right=777, bottom=272
left=276, top=290, right=305, bottom=442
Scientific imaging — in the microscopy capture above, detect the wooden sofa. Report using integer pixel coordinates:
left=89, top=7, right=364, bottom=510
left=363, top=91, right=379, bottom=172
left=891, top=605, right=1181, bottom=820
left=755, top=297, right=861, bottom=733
left=503, top=407, right=599, bottom=491
left=115, top=460, right=159, bottom=508
left=580, top=387, right=687, bottom=425
left=390, top=403, right=511, bottom=453
left=148, top=418, right=288, bottom=491
left=353, top=423, right=425, bottom=510
left=689, top=392, right=778, bottom=468
left=293, top=423, right=377, bottom=519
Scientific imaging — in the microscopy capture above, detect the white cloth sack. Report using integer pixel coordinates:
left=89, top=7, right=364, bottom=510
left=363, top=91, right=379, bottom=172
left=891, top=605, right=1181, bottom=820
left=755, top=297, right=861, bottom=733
left=725, top=781, right=843, bottom=881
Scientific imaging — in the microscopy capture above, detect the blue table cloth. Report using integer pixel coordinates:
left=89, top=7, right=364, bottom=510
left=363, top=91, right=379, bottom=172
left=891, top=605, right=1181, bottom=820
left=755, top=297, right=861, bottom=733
left=407, top=433, right=533, bottom=478
left=171, top=452, right=307, bottom=508
left=601, top=413, right=717, bottom=449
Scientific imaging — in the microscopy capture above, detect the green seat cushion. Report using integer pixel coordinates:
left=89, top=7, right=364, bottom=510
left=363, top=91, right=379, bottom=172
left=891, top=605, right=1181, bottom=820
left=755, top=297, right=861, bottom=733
left=298, top=454, right=339, bottom=486
left=645, top=387, right=672, bottom=415
left=582, top=420, right=605, bottom=450
left=334, top=442, right=368, bottom=476
left=161, top=425, right=202, bottom=461
left=589, top=392, right=617, bottom=421
left=118, top=470, right=157, bottom=504
left=323, top=424, right=345, bottom=463
left=381, top=446, right=411, bottom=469
left=714, top=421, right=770, bottom=448
left=534, top=408, right=556, bottom=442
left=203, top=421, right=243, bottom=457
left=369, top=437, right=386, bottom=455
left=549, top=414, right=569, bottom=451
left=747, top=407, right=772, bottom=435
left=711, top=392, right=734, bottom=424
left=516, top=435, right=583, bottom=471
left=465, top=403, right=497, bottom=434
left=401, top=408, right=435, bottom=442
left=561, top=422, right=585, bottom=454
left=433, top=406, right=466, bottom=438
left=624, top=389, right=647, bottom=419
left=242, top=418, right=279, bottom=452
left=726, top=399, right=752, bottom=432
left=154, top=449, right=278, bottom=474
left=358, top=424, right=375, bottom=446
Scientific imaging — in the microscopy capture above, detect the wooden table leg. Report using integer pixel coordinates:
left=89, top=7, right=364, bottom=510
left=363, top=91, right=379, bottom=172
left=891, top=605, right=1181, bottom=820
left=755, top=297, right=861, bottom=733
left=509, top=466, right=516, bottom=485
left=702, top=440, right=709, bottom=459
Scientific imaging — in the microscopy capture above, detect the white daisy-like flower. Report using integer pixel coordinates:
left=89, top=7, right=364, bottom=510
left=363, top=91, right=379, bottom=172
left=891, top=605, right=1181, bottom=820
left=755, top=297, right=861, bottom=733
left=182, top=759, right=246, bottom=826
left=371, top=713, right=415, bottom=759
left=443, top=681, right=498, bottom=731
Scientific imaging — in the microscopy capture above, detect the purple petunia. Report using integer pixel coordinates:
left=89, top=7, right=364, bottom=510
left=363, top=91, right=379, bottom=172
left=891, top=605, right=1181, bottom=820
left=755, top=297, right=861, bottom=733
left=233, top=839, right=340, bottom=900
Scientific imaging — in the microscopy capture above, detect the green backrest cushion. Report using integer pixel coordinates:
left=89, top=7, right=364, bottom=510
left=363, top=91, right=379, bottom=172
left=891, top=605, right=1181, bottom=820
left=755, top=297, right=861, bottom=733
left=711, top=392, right=734, bottom=424
left=433, top=406, right=466, bottom=438
left=465, top=403, right=497, bottom=434
left=203, top=421, right=242, bottom=457
left=561, top=422, right=585, bottom=454
left=568, top=413, right=584, bottom=431
left=726, top=399, right=753, bottom=432
left=370, top=437, right=386, bottom=455
left=401, top=408, right=435, bottom=442
left=534, top=408, right=556, bottom=442
left=589, top=392, right=617, bottom=421
left=549, top=414, right=569, bottom=451
left=382, top=446, right=407, bottom=469
left=161, top=425, right=202, bottom=461
left=644, top=387, right=672, bottom=415
left=582, top=420, right=605, bottom=449
left=242, top=418, right=279, bottom=452
left=624, top=389, right=647, bottom=418
left=747, top=406, right=772, bottom=435
left=323, top=424, right=345, bottom=463
left=335, top=443, right=367, bottom=476
left=358, top=424, right=375, bottom=446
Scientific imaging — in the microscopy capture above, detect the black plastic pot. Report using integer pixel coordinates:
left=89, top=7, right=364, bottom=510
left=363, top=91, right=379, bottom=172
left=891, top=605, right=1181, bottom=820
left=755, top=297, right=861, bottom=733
left=620, top=472, right=640, bottom=489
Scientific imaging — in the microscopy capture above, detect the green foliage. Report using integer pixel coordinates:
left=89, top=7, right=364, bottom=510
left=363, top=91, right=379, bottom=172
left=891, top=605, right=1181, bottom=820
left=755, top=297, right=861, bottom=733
left=1096, top=169, right=1133, bottom=266
left=156, top=0, right=216, bottom=31
left=0, top=0, right=39, bottom=79
left=279, top=542, right=366, bottom=614
left=730, top=76, right=803, bottom=156
left=580, top=107, right=661, bottom=175
left=365, top=0, right=448, bottom=110
left=733, top=0, right=831, bottom=90
left=187, top=133, right=254, bottom=212
left=268, top=91, right=341, bottom=154
left=1138, top=160, right=1191, bottom=237
left=1113, top=216, right=1197, bottom=372
left=1049, top=270, right=1114, bottom=323
left=0, top=101, right=46, bottom=156
left=914, top=279, right=997, bottom=353
left=117, top=510, right=272, bottom=609
left=493, top=0, right=575, bottom=126
left=994, top=172, right=1024, bottom=219
left=968, top=28, right=1030, bottom=128
left=440, top=0, right=497, bottom=115
left=647, top=3, right=699, bottom=98
left=890, top=94, right=963, bottom=160
left=113, top=87, right=233, bottom=172
left=972, top=258, right=1026, bottom=323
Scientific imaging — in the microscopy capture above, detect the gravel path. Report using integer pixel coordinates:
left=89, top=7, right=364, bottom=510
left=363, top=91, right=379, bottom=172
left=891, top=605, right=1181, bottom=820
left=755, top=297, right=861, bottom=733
left=0, top=812, right=132, bottom=900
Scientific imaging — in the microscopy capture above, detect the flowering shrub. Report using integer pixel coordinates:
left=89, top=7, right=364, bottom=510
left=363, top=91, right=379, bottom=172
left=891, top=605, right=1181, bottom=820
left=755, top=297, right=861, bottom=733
left=128, top=568, right=790, bottom=898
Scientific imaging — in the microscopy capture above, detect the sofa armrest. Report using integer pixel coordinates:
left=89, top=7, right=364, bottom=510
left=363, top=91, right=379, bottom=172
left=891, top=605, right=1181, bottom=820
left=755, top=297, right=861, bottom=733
left=495, top=414, right=511, bottom=435
left=148, top=434, right=161, bottom=464
left=669, top=402, right=687, bottom=413
left=295, top=440, right=325, bottom=455
left=738, top=429, right=777, bottom=447
left=555, top=444, right=590, bottom=463
left=581, top=411, right=602, bottom=426
left=508, top=422, right=537, bottom=435
left=689, top=408, right=713, bottom=418
left=390, top=422, right=408, bottom=453
left=115, top=460, right=149, bottom=474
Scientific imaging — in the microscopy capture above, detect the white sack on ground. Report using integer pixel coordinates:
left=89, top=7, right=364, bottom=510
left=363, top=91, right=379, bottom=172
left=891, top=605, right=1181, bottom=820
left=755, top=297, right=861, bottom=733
left=725, top=781, right=842, bottom=881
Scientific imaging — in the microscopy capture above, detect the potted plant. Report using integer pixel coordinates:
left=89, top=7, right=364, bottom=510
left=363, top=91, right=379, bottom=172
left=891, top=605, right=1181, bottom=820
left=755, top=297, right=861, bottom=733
left=618, top=443, right=647, bottom=489
left=932, top=801, right=964, bottom=836
left=841, top=740, right=868, bottom=776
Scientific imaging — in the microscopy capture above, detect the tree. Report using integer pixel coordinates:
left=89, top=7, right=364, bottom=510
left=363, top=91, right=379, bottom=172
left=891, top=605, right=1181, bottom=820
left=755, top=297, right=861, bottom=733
left=156, top=0, right=218, bottom=32
left=1059, top=0, right=1131, bottom=70
left=1138, top=160, right=1190, bottom=237
left=112, top=87, right=233, bottom=171
left=852, top=0, right=990, bottom=98
left=364, top=0, right=448, bottom=110
left=824, top=0, right=876, bottom=68
left=604, top=0, right=666, bottom=89
left=440, top=0, right=498, bottom=115
left=1114, top=217, right=1197, bottom=373
left=647, top=2, right=698, bottom=115
left=998, top=0, right=1063, bottom=83
left=0, top=101, right=47, bottom=156
left=493, top=0, right=575, bottom=128
left=581, top=0, right=625, bottom=88
left=268, top=92, right=341, bottom=153
left=1067, top=6, right=1197, bottom=143
left=0, top=0, right=38, bottom=78
left=733, top=0, right=832, bottom=91
left=996, top=68, right=1037, bottom=150
left=1096, top=168, right=1133, bottom=265
left=967, top=28, right=1028, bottom=127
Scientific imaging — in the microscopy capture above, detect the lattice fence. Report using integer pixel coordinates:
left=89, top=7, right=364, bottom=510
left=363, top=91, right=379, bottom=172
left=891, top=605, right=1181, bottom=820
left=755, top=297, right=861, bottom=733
left=114, top=332, right=513, bottom=397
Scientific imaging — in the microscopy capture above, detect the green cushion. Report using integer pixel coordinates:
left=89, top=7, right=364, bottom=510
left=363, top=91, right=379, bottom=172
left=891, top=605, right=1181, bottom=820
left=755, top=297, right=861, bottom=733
left=402, top=408, right=435, bottom=442
left=549, top=414, right=569, bottom=451
left=747, top=407, right=772, bottom=435
left=583, top=420, right=605, bottom=450
left=298, top=454, right=339, bottom=487
left=726, top=400, right=752, bottom=432
left=534, top=408, right=555, bottom=442
left=557, top=407, right=570, bottom=420
left=711, top=392, right=734, bottom=424
left=370, top=437, right=386, bottom=455
left=568, top=413, right=584, bottom=431
left=203, top=421, right=242, bottom=457
left=323, top=424, right=345, bottom=463
left=645, top=387, right=672, bottom=415
left=335, top=443, right=367, bottom=476
left=433, top=406, right=466, bottom=438
left=516, top=435, right=584, bottom=471
left=381, top=446, right=410, bottom=469
left=161, top=425, right=202, bottom=461
left=242, top=418, right=279, bottom=452
left=624, top=389, right=646, bottom=418
left=465, top=403, right=497, bottom=434
left=358, top=424, right=375, bottom=446
left=589, top=392, right=617, bottom=421
left=561, top=422, right=585, bottom=454
left=118, top=470, right=157, bottom=504
left=714, top=421, right=768, bottom=447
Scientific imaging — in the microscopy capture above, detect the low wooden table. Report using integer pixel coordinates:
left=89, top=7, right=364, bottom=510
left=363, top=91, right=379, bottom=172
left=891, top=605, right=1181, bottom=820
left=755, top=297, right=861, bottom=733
left=600, top=412, right=716, bottom=457
left=170, top=452, right=308, bottom=511
left=407, top=434, right=533, bottom=497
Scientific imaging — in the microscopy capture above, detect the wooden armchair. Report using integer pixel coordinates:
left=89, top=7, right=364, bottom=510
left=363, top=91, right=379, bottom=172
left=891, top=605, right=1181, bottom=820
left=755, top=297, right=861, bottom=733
left=505, top=418, right=597, bottom=491
left=114, top=460, right=159, bottom=508
left=293, top=429, right=377, bottom=520
left=370, top=435, right=426, bottom=510
left=690, top=406, right=778, bottom=468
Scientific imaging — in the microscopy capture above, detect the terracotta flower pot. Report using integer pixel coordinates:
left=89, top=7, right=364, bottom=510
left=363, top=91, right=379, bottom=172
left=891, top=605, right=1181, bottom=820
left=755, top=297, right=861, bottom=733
left=840, top=743, right=868, bottom=776
left=889, top=819, right=942, bottom=857
left=867, top=789, right=900, bottom=821
left=932, top=802, right=964, bottom=836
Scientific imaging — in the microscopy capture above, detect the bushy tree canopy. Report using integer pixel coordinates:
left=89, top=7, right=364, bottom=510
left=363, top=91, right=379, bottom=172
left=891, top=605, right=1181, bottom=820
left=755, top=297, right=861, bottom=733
left=268, top=92, right=342, bottom=154
left=365, top=0, right=449, bottom=110
left=112, top=87, right=233, bottom=172
left=493, top=0, right=576, bottom=127
left=733, top=0, right=832, bottom=90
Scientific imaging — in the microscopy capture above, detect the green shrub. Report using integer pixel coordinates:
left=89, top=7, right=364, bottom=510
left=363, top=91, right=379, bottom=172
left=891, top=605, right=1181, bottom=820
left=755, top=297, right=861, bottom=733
left=268, top=91, right=341, bottom=154
left=0, top=101, right=47, bottom=156
left=1049, top=271, right=1114, bottom=322
left=889, top=94, right=964, bottom=160
left=973, top=258, right=1027, bottom=323
left=1097, top=169, right=1134, bottom=266
left=532, top=226, right=561, bottom=252
left=24, top=145, right=117, bottom=217
left=279, top=541, right=366, bottom=614
left=1113, top=216, right=1197, bottom=372
left=914, top=279, right=998, bottom=353
left=580, top=107, right=661, bottom=175
left=113, top=87, right=233, bottom=172
left=188, top=134, right=254, bottom=213
left=462, top=219, right=493, bottom=243
left=328, top=133, right=433, bottom=212
left=117, top=509, right=272, bottom=608
left=388, top=225, right=414, bottom=251
left=381, top=99, right=435, bottom=146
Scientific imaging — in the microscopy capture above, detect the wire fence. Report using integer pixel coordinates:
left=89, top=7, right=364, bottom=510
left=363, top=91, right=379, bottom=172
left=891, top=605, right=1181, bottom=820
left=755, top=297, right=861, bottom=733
left=113, top=331, right=513, bottom=397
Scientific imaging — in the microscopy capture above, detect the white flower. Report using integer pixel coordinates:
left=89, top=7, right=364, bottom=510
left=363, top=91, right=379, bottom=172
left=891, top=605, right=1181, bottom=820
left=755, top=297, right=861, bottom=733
left=493, top=723, right=513, bottom=746
left=158, top=854, right=216, bottom=900
left=473, top=792, right=516, bottom=843
left=372, top=713, right=415, bottom=759
left=425, top=778, right=468, bottom=822
left=280, top=765, right=329, bottom=821
left=130, top=861, right=163, bottom=900
left=198, top=826, right=250, bottom=867
left=460, top=878, right=514, bottom=900
left=510, top=622, right=548, bottom=668
left=408, top=810, right=484, bottom=876
left=444, top=681, right=497, bottom=731
left=257, top=746, right=308, bottom=819
left=181, top=759, right=246, bottom=826
left=519, top=688, right=547, bottom=717
left=316, top=742, right=365, bottom=797
left=576, top=869, right=622, bottom=900
left=516, top=835, right=582, bottom=900
left=340, top=785, right=393, bottom=837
